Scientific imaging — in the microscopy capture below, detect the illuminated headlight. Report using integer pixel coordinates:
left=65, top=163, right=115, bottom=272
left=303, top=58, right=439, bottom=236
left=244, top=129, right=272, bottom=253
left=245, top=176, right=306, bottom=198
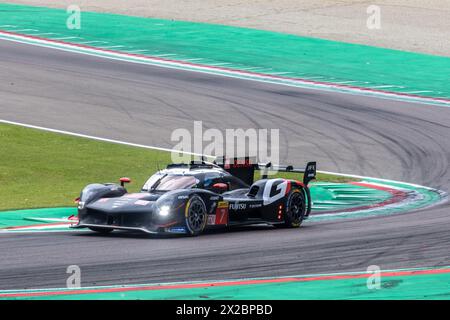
left=158, top=205, right=170, bottom=217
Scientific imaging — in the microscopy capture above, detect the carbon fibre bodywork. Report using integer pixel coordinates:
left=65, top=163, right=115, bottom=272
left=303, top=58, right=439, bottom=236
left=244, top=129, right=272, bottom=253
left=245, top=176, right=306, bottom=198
left=72, top=160, right=315, bottom=235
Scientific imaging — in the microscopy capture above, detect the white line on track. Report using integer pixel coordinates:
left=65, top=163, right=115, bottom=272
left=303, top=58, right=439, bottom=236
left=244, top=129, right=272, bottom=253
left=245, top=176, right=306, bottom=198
left=182, top=58, right=204, bottom=61
left=207, top=62, right=232, bottom=66
left=302, top=76, right=325, bottom=80
left=127, top=49, right=150, bottom=53
left=152, top=53, right=177, bottom=57
left=267, top=71, right=293, bottom=75
left=52, top=36, right=80, bottom=40
left=101, top=45, right=125, bottom=49
left=13, top=29, right=38, bottom=32
left=369, top=85, right=402, bottom=89
left=0, top=119, right=206, bottom=157
left=28, top=32, right=57, bottom=36
left=235, top=66, right=264, bottom=70
left=402, top=90, right=433, bottom=94
left=78, top=40, right=108, bottom=44
left=330, top=81, right=358, bottom=84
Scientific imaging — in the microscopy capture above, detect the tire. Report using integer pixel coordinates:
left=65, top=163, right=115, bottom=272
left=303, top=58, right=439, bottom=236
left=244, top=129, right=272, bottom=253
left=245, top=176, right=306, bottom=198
left=88, top=227, right=113, bottom=234
left=185, top=195, right=207, bottom=236
left=282, top=189, right=306, bottom=228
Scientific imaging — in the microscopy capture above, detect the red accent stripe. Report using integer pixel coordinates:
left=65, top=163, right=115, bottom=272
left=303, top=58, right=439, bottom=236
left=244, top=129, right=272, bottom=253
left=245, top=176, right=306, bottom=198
left=1, top=30, right=449, bottom=104
left=294, top=180, right=305, bottom=188
left=285, top=180, right=292, bottom=194
left=2, top=268, right=449, bottom=298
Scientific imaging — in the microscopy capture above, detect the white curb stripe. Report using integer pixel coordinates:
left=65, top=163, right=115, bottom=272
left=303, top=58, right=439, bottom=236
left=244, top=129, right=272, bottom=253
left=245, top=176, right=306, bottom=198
left=0, top=31, right=449, bottom=108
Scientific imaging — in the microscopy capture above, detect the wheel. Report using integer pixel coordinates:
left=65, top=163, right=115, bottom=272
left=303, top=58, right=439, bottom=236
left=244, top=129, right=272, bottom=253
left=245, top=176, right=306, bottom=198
left=185, top=195, right=207, bottom=236
left=88, top=227, right=113, bottom=234
left=282, top=189, right=306, bottom=228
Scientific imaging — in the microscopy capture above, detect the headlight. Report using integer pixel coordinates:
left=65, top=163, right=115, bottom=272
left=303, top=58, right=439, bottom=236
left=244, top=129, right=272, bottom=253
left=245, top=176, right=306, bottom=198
left=78, top=201, right=85, bottom=210
left=158, top=205, right=170, bottom=217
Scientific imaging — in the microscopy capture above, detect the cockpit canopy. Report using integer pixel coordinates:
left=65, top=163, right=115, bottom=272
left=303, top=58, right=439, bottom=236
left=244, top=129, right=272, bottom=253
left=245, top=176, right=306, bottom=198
left=141, top=167, right=249, bottom=192
left=142, top=173, right=199, bottom=191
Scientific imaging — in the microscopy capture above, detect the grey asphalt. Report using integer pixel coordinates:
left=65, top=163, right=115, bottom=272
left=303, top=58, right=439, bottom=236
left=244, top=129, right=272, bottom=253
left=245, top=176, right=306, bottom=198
left=0, top=40, right=449, bottom=290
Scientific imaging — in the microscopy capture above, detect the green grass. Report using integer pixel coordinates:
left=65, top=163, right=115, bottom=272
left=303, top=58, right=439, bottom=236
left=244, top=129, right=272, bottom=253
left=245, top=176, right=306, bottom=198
left=0, top=124, right=351, bottom=211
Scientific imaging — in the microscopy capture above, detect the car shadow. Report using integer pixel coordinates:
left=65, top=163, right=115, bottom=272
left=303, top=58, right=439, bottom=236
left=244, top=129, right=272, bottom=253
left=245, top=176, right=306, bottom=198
left=71, top=223, right=312, bottom=240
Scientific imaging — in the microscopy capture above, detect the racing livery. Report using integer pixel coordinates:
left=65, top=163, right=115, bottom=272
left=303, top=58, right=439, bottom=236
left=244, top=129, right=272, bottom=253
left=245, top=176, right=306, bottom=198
left=72, top=157, right=316, bottom=236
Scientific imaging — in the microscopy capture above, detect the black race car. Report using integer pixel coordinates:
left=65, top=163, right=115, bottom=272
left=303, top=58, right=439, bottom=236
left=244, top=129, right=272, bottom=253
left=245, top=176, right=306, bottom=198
left=71, top=157, right=316, bottom=236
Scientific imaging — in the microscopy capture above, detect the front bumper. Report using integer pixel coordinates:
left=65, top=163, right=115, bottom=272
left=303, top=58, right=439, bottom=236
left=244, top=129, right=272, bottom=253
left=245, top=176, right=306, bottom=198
left=75, top=205, right=187, bottom=234
left=70, top=223, right=158, bottom=234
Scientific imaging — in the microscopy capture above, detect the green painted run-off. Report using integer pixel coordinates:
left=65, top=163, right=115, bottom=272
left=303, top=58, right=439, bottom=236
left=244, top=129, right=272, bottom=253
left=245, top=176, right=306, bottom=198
left=0, top=3, right=449, bottom=100
left=2, top=267, right=450, bottom=300
left=0, top=207, right=75, bottom=229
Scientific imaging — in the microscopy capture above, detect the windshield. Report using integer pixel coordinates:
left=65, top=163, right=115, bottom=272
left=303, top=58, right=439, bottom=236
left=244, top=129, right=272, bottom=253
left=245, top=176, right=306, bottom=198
left=142, top=174, right=198, bottom=191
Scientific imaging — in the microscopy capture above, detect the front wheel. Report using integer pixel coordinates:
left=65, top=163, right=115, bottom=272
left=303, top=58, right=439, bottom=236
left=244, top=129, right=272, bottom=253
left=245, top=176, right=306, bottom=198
left=282, top=189, right=306, bottom=228
left=185, top=195, right=207, bottom=236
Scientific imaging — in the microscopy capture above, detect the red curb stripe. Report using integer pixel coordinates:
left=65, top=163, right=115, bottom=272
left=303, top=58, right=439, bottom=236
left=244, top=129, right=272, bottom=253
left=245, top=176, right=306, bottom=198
left=3, top=222, right=74, bottom=230
left=349, top=182, right=409, bottom=210
left=2, top=268, right=450, bottom=298
left=318, top=182, right=409, bottom=214
left=1, top=30, right=449, bottom=104
left=351, top=181, right=397, bottom=192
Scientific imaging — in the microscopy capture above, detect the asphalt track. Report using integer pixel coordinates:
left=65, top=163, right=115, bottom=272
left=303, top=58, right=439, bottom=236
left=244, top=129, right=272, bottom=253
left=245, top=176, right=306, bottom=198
left=0, top=40, right=449, bottom=290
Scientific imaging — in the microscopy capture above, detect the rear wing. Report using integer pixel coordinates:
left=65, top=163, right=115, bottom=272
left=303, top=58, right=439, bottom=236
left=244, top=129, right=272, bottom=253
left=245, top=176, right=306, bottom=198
left=215, top=156, right=316, bottom=186
left=259, top=161, right=317, bottom=186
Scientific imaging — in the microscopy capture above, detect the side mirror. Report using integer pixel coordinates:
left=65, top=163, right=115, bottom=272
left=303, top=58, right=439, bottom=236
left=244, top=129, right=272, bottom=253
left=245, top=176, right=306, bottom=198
left=212, top=182, right=229, bottom=193
left=120, top=177, right=131, bottom=187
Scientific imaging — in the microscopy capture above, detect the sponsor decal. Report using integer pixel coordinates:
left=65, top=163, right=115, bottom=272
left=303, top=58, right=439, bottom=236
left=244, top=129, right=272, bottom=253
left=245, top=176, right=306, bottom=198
left=208, top=201, right=229, bottom=225
left=168, top=227, right=187, bottom=234
left=217, top=201, right=229, bottom=208
left=229, top=203, right=246, bottom=210
left=215, top=204, right=229, bottom=225
left=207, top=215, right=216, bottom=225
left=263, top=179, right=288, bottom=205
left=112, top=199, right=129, bottom=208
left=249, top=203, right=263, bottom=209
left=209, top=196, right=220, bottom=201
left=177, top=195, right=189, bottom=200
left=124, top=193, right=147, bottom=199
left=135, top=200, right=150, bottom=206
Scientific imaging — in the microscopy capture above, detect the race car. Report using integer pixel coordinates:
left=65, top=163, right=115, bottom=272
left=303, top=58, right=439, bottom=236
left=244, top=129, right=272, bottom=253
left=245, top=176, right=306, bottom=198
left=71, top=157, right=316, bottom=236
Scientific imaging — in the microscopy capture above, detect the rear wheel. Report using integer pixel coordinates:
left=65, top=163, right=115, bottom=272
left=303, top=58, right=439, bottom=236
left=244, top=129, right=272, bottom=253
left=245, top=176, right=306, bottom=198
left=282, top=189, right=306, bottom=228
left=88, top=227, right=113, bottom=234
left=185, top=195, right=207, bottom=236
